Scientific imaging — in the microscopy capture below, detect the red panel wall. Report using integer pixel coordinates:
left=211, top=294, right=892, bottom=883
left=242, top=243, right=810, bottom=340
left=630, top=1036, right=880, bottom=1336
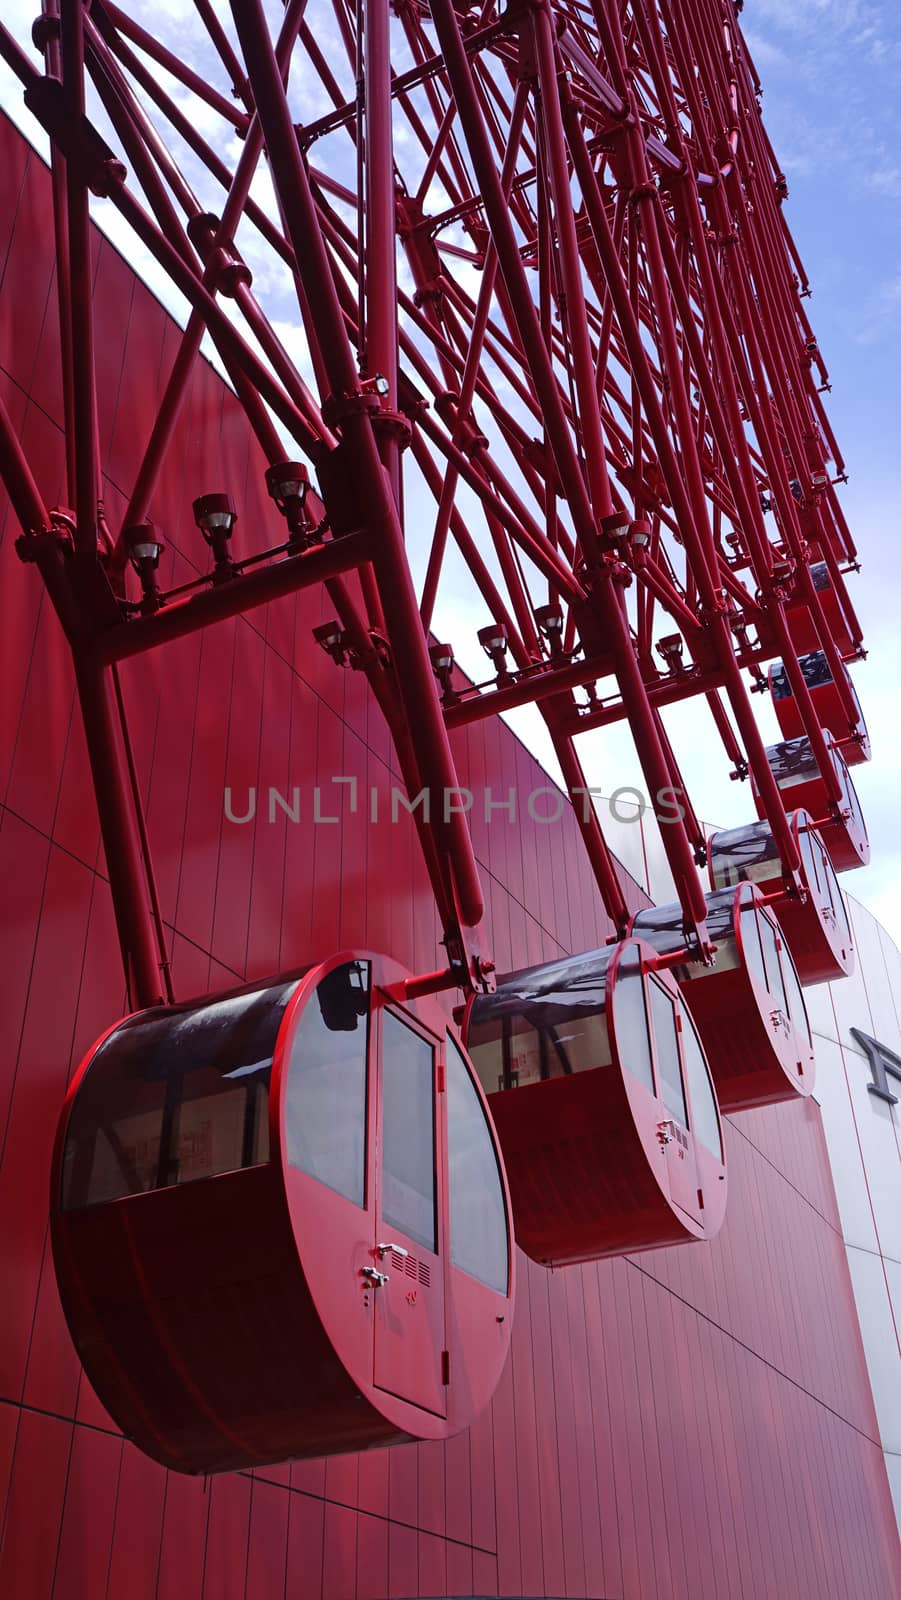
left=1, top=114, right=899, bottom=1598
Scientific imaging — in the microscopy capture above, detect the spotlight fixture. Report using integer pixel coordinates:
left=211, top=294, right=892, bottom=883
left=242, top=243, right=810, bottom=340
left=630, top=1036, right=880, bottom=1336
left=313, top=620, right=350, bottom=667
left=192, top=492, right=237, bottom=581
left=600, top=509, right=631, bottom=547
left=478, top=621, right=513, bottom=685
left=265, top=461, right=311, bottom=544
left=628, top=519, right=651, bottom=551
left=123, top=521, right=164, bottom=614
left=428, top=641, right=456, bottom=699
left=656, top=634, right=685, bottom=675
left=534, top=604, right=565, bottom=655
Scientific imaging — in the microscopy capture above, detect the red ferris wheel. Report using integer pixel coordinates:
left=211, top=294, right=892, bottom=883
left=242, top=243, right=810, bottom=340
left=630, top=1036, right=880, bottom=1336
left=0, top=0, right=870, bottom=1472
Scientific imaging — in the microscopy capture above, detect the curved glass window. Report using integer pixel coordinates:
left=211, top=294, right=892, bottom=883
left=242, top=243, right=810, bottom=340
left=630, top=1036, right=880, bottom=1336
left=709, top=822, right=779, bottom=890
left=843, top=762, right=866, bottom=838
left=381, top=1011, right=436, bottom=1252
left=679, top=1013, right=723, bottom=1160
left=799, top=824, right=822, bottom=896
left=759, top=914, right=790, bottom=1021
left=779, top=943, right=812, bottom=1047
left=824, top=855, right=852, bottom=949
left=611, top=952, right=655, bottom=1094
left=62, top=979, right=297, bottom=1210
left=648, top=978, right=687, bottom=1127
left=446, top=1036, right=508, bottom=1292
left=768, top=737, right=818, bottom=790
left=466, top=952, right=612, bottom=1094
left=739, top=905, right=768, bottom=995
left=285, top=961, right=370, bottom=1206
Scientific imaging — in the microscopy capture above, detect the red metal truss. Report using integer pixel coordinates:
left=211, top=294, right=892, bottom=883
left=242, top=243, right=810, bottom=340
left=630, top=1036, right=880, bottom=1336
left=0, top=0, right=866, bottom=1002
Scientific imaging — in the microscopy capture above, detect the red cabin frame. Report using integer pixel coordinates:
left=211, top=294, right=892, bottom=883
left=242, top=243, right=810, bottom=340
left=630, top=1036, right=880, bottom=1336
left=632, top=883, right=815, bottom=1111
left=463, top=939, right=727, bottom=1268
left=51, top=952, right=515, bottom=1475
left=709, top=810, right=854, bottom=986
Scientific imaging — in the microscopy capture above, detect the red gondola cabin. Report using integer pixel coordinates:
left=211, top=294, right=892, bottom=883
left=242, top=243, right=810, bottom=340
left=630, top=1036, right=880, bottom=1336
left=708, top=810, right=854, bottom=985
left=463, top=939, right=727, bottom=1268
left=785, top=559, right=859, bottom=658
left=51, top=953, right=515, bottom=1475
left=769, top=651, right=870, bottom=766
left=632, top=885, right=815, bottom=1111
left=752, top=736, right=869, bottom=871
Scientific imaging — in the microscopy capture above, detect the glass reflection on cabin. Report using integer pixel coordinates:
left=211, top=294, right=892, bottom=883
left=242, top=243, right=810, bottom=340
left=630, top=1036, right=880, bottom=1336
left=51, top=952, right=515, bottom=1476
left=769, top=652, right=870, bottom=765
left=633, top=885, right=814, bottom=1111
left=755, top=735, right=869, bottom=872
left=446, top=1035, right=509, bottom=1294
left=465, top=940, right=726, bottom=1267
left=286, top=960, right=369, bottom=1206
left=786, top=561, right=856, bottom=657
left=62, top=979, right=297, bottom=1210
left=709, top=810, right=853, bottom=985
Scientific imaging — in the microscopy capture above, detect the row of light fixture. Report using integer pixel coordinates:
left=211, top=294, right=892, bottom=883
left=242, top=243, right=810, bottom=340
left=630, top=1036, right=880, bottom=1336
left=120, top=461, right=312, bottom=614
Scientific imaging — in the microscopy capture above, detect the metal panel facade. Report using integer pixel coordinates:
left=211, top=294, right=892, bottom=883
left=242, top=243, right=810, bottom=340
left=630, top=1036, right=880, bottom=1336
left=1, top=116, right=900, bottom=1597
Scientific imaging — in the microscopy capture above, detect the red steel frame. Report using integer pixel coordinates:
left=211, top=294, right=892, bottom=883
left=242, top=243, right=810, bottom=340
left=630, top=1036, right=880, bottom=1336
left=0, top=0, right=866, bottom=1006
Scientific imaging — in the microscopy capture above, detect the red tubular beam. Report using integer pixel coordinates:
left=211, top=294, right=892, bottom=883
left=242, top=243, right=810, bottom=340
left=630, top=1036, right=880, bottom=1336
left=102, top=0, right=248, bottom=131
left=94, top=181, right=321, bottom=454
left=705, top=691, right=747, bottom=774
left=410, top=434, right=528, bottom=665
left=427, top=0, right=601, bottom=550
left=114, top=0, right=311, bottom=546
left=561, top=668, right=726, bottom=734
left=547, top=723, right=630, bottom=932
left=75, top=658, right=165, bottom=1009
left=414, top=407, right=585, bottom=602
left=363, top=0, right=400, bottom=499
left=444, top=653, right=613, bottom=728
left=229, top=0, right=484, bottom=931
left=532, top=7, right=615, bottom=520
left=91, top=532, right=371, bottom=664
left=430, top=0, right=707, bottom=932
left=59, top=0, right=99, bottom=554
left=0, top=391, right=51, bottom=534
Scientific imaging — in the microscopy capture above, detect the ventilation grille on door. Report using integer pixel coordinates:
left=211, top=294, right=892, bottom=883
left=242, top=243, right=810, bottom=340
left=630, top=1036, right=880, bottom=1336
left=390, top=1250, right=431, bottom=1287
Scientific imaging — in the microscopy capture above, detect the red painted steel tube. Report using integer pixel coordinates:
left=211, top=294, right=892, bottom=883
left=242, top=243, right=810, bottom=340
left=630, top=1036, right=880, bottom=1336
left=562, top=668, right=727, bottom=734
left=418, top=83, right=529, bottom=634
left=0, top=392, right=51, bottom=534
left=90, top=179, right=321, bottom=455
left=531, top=4, right=615, bottom=521
left=410, top=434, right=528, bottom=666
left=363, top=0, right=400, bottom=500
left=91, top=532, right=371, bottom=664
left=443, top=654, right=612, bottom=729
left=110, top=665, right=174, bottom=1003
left=59, top=0, right=99, bottom=555
left=430, top=0, right=707, bottom=932
left=426, top=0, right=601, bottom=549
left=547, top=722, right=630, bottom=932
left=74, top=658, right=166, bottom=1009
left=106, top=0, right=312, bottom=549
left=706, top=691, right=747, bottom=775
left=101, top=0, right=248, bottom=131
left=229, top=0, right=485, bottom=931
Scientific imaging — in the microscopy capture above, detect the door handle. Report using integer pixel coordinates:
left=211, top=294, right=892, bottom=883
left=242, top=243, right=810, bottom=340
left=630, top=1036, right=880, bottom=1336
left=377, top=1242, right=409, bottom=1259
left=361, top=1266, right=389, bottom=1287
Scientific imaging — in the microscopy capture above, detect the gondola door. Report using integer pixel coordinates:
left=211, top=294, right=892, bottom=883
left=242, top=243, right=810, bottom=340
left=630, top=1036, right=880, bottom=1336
left=372, top=1004, right=447, bottom=1418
